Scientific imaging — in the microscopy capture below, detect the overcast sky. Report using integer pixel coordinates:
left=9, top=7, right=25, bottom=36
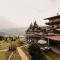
left=0, top=0, right=60, bottom=29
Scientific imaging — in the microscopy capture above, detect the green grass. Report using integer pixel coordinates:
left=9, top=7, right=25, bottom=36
left=0, top=51, right=10, bottom=60
left=11, top=51, right=21, bottom=60
left=0, top=50, right=21, bottom=60
left=14, top=39, right=24, bottom=47
left=0, top=40, right=10, bottom=50
left=45, top=51, right=60, bottom=60
left=0, top=39, right=23, bottom=50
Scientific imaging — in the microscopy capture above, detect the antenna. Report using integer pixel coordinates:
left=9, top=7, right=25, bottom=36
left=57, top=12, right=59, bottom=16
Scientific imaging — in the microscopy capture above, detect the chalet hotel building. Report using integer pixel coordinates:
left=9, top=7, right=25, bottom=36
left=44, top=14, right=60, bottom=48
left=44, top=14, right=60, bottom=34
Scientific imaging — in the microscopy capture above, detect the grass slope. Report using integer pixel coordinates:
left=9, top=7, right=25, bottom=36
left=0, top=51, right=10, bottom=60
left=0, top=39, right=21, bottom=50
left=11, top=51, right=21, bottom=60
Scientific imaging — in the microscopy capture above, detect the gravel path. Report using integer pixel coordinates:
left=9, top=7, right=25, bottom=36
left=8, top=52, right=13, bottom=60
left=0, top=49, right=8, bottom=52
left=17, top=44, right=29, bottom=60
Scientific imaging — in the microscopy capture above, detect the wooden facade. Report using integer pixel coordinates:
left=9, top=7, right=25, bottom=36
left=44, top=15, right=60, bottom=49
left=44, top=15, right=60, bottom=34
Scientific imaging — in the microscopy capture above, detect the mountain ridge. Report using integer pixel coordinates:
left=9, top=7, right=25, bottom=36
left=0, top=27, right=27, bottom=36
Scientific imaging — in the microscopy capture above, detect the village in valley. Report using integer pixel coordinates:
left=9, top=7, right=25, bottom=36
left=0, top=14, right=60, bottom=60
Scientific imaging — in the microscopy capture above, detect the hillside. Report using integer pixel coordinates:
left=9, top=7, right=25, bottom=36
left=0, top=28, right=27, bottom=36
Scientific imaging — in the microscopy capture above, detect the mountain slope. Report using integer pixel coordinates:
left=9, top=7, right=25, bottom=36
left=0, top=28, right=27, bottom=36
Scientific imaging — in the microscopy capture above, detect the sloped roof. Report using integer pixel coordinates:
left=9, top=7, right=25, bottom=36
left=44, top=15, right=60, bottom=20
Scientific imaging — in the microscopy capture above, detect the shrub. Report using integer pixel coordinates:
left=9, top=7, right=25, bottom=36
left=28, top=43, right=47, bottom=60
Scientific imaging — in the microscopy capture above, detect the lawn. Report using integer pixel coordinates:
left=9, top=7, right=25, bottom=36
left=44, top=51, right=60, bottom=60
left=0, top=51, right=10, bottom=60
left=0, top=40, right=10, bottom=50
left=0, top=39, right=23, bottom=50
left=0, top=50, right=21, bottom=60
left=11, top=50, right=21, bottom=60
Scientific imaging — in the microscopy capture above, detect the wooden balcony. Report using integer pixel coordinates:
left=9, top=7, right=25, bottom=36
left=46, top=21, right=60, bottom=25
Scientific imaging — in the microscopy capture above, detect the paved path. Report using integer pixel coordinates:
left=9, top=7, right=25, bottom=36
left=17, top=44, right=29, bottom=60
left=0, top=49, right=8, bottom=52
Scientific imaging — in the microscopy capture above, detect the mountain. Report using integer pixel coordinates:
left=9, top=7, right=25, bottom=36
left=0, top=27, right=27, bottom=36
left=0, top=32, right=8, bottom=36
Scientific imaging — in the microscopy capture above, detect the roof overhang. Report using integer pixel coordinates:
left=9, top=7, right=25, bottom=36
left=44, top=15, right=60, bottom=20
left=45, top=35, right=60, bottom=41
